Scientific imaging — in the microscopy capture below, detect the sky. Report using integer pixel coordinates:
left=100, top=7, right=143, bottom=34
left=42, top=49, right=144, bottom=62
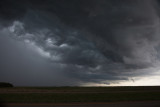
left=0, top=0, right=160, bottom=86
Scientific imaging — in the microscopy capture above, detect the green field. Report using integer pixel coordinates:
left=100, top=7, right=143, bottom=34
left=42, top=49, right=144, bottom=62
left=0, top=86, right=160, bottom=103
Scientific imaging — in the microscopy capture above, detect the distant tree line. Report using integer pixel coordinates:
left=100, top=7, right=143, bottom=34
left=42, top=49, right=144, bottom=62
left=0, top=82, right=13, bottom=87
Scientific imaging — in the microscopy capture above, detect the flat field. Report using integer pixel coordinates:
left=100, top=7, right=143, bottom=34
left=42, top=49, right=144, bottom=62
left=0, top=86, right=160, bottom=103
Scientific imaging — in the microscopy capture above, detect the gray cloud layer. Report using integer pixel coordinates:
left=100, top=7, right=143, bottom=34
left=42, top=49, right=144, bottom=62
left=0, top=0, right=160, bottom=86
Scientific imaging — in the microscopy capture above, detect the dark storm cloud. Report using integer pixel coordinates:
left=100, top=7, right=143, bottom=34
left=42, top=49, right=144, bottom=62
left=0, top=0, right=160, bottom=86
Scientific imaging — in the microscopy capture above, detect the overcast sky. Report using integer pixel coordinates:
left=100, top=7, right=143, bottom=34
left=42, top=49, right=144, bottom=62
left=0, top=0, right=160, bottom=86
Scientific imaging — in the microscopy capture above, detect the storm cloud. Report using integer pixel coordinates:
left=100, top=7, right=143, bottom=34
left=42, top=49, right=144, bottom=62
left=0, top=0, right=160, bottom=86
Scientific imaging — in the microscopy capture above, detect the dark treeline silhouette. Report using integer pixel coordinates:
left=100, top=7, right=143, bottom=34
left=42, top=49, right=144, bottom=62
left=0, top=82, right=13, bottom=87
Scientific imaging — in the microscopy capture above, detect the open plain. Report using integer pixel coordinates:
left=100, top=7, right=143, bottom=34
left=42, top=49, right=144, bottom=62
left=0, top=86, right=160, bottom=106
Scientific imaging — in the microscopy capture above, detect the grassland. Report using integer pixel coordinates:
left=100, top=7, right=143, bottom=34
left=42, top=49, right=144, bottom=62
left=0, top=86, right=160, bottom=103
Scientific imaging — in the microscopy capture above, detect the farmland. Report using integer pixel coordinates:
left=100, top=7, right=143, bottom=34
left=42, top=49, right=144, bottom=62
left=0, top=86, right=160, bottom=103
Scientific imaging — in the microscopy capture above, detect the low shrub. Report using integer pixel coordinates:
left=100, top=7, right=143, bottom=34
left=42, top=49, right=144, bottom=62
left=0, top=82, right=13, bottom=88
